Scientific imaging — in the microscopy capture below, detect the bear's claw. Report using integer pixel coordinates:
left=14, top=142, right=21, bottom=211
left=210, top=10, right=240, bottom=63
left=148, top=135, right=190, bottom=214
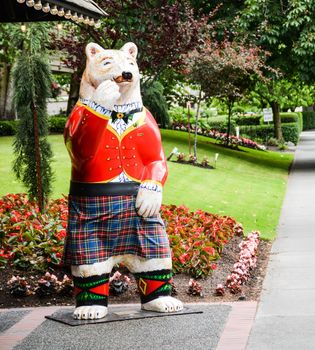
left=141, top=296, right=183, bottom=313
left=73, top=306, right=108, bottom=320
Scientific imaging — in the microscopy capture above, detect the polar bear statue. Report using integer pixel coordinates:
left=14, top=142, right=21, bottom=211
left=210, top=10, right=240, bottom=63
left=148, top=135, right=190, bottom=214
left=63, top=42, right=183, bottom=320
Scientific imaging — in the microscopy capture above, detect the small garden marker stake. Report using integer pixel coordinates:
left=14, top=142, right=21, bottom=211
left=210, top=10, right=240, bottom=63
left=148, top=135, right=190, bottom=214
left=167, top=147, right=179, bottom=161
left=187, top=101, right=192, bottom=154
left=236, top=126, right=240, bottom=138
left=214, top=153, right=219, bottom=168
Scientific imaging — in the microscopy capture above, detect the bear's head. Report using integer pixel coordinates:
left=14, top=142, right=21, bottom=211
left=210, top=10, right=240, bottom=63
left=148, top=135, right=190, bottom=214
left=80, top=42, right=141, bottom=104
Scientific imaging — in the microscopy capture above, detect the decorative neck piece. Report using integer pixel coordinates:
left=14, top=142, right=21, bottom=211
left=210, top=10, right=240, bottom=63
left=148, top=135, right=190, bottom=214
left=111, top=107, right=143, bottom=123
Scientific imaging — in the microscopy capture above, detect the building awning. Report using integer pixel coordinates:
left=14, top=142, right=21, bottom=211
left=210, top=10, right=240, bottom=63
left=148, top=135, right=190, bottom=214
left=1, top=0, right=107, bottom=27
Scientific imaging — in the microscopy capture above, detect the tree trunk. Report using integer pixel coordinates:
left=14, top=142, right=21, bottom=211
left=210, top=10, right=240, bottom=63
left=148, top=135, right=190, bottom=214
left=225, top=99, right=234, bottom=146
left=66, top=70, right=82, bottom=115
left=187, top=104, right=192, bottom=155
left=31, top=100, right=44, bottom=213
left=0, top=63, right=11, bottom=119
left=271, top=100, right=282, bottom=140
left=193, top=89, right=202, bottom=159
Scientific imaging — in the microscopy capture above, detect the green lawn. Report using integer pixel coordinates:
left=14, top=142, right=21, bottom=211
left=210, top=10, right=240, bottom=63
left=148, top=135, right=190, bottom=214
left=0, top=131, right=293, bottom=240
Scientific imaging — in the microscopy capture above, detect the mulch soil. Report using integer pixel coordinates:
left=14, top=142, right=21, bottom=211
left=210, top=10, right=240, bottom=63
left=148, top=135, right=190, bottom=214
left=170, top=160, right=214, bottom=170
left=0, top=236, right=272, bottom=309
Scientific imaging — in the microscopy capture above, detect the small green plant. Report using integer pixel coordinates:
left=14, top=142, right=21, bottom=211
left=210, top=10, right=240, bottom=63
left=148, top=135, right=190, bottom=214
left=7, top=275, right=33, bottom=297
left=266, top=137, right=279, bottom=146
left=201, top=156, right=209, bottom=167
left=176, top=153, right=186, bottom=162
left=188, top=154, right=197, bottom=164
left=278, top=139, right=288, bottom=151
left=187, top=279, right=203, bottom=297
left=35, top=272, right=58, bottom=297
left=109, top=271, right=131, bottom=296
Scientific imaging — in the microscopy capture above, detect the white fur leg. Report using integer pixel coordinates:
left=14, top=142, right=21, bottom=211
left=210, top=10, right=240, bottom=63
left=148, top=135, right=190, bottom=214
left=71, top=257, right=119, bottom=277
left=73, top=305, right=108, bottom=320
left=123, top=255, right=172, bottom=273
left=71, top=257, right=121, bottom=320
left=142, top=296, right=183, bottom=313
left=122, top=256, right=183, bottom=313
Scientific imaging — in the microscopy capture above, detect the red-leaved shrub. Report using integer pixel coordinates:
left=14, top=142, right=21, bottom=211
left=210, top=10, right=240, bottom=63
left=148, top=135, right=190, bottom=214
left=0, top=194, right=243, bottom=277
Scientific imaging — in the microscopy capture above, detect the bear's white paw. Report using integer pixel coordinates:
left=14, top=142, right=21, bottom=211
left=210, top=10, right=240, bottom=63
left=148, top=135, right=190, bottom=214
left=136, top=188, right=162, bottom=217
left=73, top=305, right=108, bottom=320
left=142, top=296, right=183, bottom=313
left=94, top=80, right=120, bottom=110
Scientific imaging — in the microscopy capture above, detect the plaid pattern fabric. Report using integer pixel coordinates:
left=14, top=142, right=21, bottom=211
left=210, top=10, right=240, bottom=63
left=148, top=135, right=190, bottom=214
left=63, top=194, right=171, bottom=266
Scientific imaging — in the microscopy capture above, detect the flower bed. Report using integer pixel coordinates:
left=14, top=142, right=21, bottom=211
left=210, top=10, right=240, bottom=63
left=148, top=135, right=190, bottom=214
left=216, top=231, right=260, bottom=295
left=0, top=194, right=67, bottom=271
left=171, top=122, right=265, bottom=151
left=0, top=194, right=243, bottom=278
left=162, top=204, right=243, bottom=277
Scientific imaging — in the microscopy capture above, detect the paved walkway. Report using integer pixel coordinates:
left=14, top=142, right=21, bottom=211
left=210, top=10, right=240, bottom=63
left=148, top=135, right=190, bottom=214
left=0, top=302, right=257, bottom=350
left=247, top=130, right=315, bottom=349
left=1, top=130, right=314, bottom=349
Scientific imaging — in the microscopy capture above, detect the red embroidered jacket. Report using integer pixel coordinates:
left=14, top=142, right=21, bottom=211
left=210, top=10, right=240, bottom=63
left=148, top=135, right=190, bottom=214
left=64, top=102, right=168, bottom=186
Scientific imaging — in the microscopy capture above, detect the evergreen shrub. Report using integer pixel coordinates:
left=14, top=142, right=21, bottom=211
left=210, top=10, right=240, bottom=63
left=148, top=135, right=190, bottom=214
left=302, top=111, right=315, bottom=130
left=0, top=120, right=18, bottom=136
left=281, top=123, right=300, bottom=144
left=296, top=112, right=303, bottom=132
left=169, top=107, right=191, bottom=124
left=240, top=123, right=300, bottom=144
left=142, top=81, right=170, bottom=128
left=280, top=112, right=298, bottom=124
left=206, top=116, right=233, bottom=133
left=234, top=115, right=262, bottom=126
left=49, top=117, right=67, bottom=134
left=280, top=112, right=303, bottom=132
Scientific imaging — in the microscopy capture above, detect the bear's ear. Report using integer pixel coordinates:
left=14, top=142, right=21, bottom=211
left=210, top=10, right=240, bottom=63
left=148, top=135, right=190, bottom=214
left=85, top=43, right=104, bottom=60
left=121, top=42, right=138, bottom=60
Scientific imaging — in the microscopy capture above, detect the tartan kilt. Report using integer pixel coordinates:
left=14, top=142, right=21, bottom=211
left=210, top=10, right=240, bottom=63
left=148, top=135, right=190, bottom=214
left=63, top=194, right=171, bottom=266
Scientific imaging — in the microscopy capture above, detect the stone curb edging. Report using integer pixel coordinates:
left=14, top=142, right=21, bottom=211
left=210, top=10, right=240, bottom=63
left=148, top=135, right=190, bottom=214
left=216, top=301, right=257, bottom=350
left=0, top=306, right=60, bottom=350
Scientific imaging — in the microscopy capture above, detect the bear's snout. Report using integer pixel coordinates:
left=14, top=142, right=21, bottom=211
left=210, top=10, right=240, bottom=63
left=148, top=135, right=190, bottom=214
left=122, top=71, right=133, bottom=80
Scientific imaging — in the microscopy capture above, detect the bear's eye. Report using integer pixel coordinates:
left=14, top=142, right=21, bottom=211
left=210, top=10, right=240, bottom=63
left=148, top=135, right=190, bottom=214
left=129, top=62, right=135, bottom=66
left=103, top=61, right=111, bottom=66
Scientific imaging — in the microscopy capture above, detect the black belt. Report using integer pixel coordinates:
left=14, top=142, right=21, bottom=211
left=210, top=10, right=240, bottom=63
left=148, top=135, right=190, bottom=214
left=69, top=181, right=140, bottom=196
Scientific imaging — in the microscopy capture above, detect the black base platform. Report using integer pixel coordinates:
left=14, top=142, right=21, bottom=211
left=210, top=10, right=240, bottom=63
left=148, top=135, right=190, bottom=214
left=46, top=306, right=203, bottom=327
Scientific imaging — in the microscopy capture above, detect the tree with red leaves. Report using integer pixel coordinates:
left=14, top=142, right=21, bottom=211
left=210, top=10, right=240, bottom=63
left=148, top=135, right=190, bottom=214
left=51, top=1, right=210, bottom=113
left=187, top=39, right=273, bottom=146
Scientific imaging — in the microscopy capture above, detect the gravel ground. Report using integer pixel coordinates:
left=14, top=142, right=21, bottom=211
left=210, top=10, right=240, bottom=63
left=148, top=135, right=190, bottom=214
left=0, top=310, right=30, bottom=333
left=13, top=304, right=232, bottom=350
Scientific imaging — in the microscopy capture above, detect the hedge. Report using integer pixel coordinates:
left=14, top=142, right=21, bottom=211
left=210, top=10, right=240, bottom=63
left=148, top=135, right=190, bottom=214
left=48, top=117, right=67, bottom=134
left=206, top=116, right=236, bottom=134
left=170, top=113, right=236, bottom=134
left=282, top=123, right=300, bottom=144
left=280, top=112, right=298, bottom=124
left=280, top=112, right=303, bottom=132
left=0, top=117, right=67, bottom=136
left=234, top=115, right=262, bottom=126
left=0, top=120, right=18, bottom=136
left=302, top=111, right=315, bottom=130
left=296, top=112, right=303, bottom=133
left=240, top=122, right=300, bottom=145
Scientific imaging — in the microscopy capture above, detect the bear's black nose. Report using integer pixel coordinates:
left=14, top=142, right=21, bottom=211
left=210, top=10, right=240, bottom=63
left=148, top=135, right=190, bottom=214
left=122, top=71, right=132, bottom=80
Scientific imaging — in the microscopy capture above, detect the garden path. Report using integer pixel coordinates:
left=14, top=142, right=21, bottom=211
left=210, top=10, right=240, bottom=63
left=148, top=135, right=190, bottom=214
left=247, top=130, right=315, bottom=350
